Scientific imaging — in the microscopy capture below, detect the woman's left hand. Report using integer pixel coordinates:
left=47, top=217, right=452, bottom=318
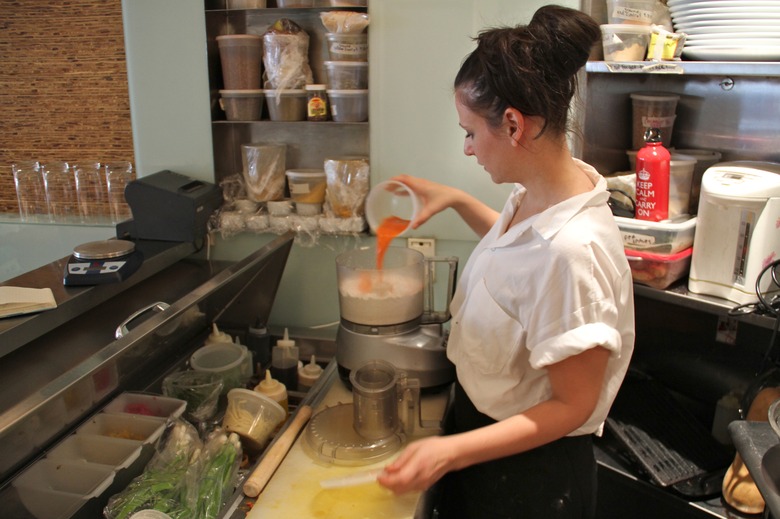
left=376, top=436, right=455, bottom=494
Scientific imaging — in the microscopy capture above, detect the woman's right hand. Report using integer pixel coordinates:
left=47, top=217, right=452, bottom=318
left=390, top=174, right=462, bottom=230
left=391, top=174, right=500, bottom=237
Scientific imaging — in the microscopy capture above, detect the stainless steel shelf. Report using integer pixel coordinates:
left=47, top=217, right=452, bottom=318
left=634, top=282, right=778, bottom=330
left=586, top=60, right=780, bottom=77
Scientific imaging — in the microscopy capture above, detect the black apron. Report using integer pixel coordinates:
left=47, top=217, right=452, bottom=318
left=433, top=381, right=597, bottom=519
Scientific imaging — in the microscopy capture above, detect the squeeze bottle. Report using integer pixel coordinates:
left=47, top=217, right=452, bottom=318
left=255, top=370, right=289, bottom=415
left=298, top=355, right=324, bottom=390
left=635, top=127, right=671, bottom=222
left=270, top=328, right=299, bottom=389
left=205, top=322, right=233, bottom=345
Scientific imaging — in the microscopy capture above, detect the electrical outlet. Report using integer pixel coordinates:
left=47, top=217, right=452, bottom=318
left=407, top=238, right=435, bottom=257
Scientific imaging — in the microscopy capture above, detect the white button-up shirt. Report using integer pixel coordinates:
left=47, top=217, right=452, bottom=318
left=447, top=160, right=635, bottom=436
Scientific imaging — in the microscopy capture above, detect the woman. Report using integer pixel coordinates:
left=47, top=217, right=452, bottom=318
left=376, top=5, right=635, bottom=518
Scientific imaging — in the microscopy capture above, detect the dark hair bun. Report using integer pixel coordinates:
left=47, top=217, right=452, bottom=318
left=527, top=5, right=600, bottom=79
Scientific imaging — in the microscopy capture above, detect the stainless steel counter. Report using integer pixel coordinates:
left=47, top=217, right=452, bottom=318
left=0, top=233, right=296, bottom=518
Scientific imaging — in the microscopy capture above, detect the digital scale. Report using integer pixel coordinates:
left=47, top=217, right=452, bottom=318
left=63, top=239, right=144, bottom=286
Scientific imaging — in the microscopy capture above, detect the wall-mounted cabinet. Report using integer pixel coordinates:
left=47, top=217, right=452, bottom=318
left=203, top=3, right=369, bottom=184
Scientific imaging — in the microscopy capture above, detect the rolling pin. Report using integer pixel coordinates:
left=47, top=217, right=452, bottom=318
left=243, top=404, right=314, bottom=498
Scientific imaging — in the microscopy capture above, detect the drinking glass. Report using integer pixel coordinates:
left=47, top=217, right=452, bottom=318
left=12, top=161, right=50, bottom=222
left=73, top=162, right=107, bottom=223
left=105, top=161, right=135, bottom=223
left=42, top=161, right=78, bottom=222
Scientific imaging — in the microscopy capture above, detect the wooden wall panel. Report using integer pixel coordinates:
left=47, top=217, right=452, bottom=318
left=0, top=0, right=134, bottom=215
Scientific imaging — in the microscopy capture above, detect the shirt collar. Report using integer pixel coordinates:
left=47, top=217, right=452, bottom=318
left=500, top=159, right=610, bottom=242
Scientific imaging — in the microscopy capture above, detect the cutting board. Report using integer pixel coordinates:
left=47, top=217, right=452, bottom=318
left=248, top=378, right=449, bottom=519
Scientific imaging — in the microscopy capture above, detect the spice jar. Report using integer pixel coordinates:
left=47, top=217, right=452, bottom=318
left=305, top=84, right=328, bottom=121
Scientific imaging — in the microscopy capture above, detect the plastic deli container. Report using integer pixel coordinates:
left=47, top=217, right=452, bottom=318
left=324, top=61, right=369, bottom=89
left=606, top=0, right=655, bottom=25
left=327, top=89, right=369, bottom=122
left=216, top=35, right=263, bottom=90
left=190, top=342, right=253, bottom=394
left=223, top=388, right=286, bottom=451
left=219, top=89, right=265, bottom=121
left=668, top=154, right=697, bottom=219
left=674, top=149, right=723, bottom=214
left=625, top=247, right=693, bottom=289
left=103, top=392, right=186, bottom=420
left=12, top=459, right=115, bottom=519
left=615, top=215, right=696, bottom=254
left=286, top=169, right=327, bottom=204
left=601, top=24, right=651, bottom=62
left=264, top=89, right=307, bottom=121
left=630, top=92, right=679, bottom=150
left=325, top=32, right=368, bottom=61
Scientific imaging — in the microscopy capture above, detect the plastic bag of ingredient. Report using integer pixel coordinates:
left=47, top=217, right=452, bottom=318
left=323, top=156, right=370, bottom=218
left=320, top=11, right=370, bottom=34
left=262, top=19, right=313, bottom=91
left=104, top=419, right=203, bottom=519
left=219, top=173, right=247, bottom=208
left=241, top=143, right=287, bottom=202
left=192, top=429, right=243, bottom=519
left=162, top=370, right=224, bottom=424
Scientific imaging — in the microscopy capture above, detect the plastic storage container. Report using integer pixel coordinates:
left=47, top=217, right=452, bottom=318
left=76, top=413, right=167, bottom=445
left=46, top=434, right=144, bottom=490
left=601, top=25, right=651, bottom=61
left=625, top=247, right=693, bottom=289
left=667, top=154, right=697, bottom=219
left=216, top=35, right=263, bottom=90
left=674, top=149, right=723, bottom=214
left=219, top=89, right=265, bottom=121
left=324, top=61, right=369, bottom=89
left=264, top=89, right=307, bottom=121
left=631, top=92, right=679, bottom=150
left=13, top=459, right=116, bottom=519
left=223, top=388, right=286, bottom=451
left=325, top=32, right=368, bottom=61
left=286, top=169, right=327, bottom=204
left=327, top=89, right=369, bottom=122
left=606, top=0, right=656, bottom=25
left=47, top=434, right=142, bottom=470
left=615, top=215, right=697, bottom=254
left=103, top=392, right=186, bottom=420
left=190, top=342, right=253, bottom=394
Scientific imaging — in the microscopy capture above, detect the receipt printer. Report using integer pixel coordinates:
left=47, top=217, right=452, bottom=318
left=120, top=170, right=223, bottom=243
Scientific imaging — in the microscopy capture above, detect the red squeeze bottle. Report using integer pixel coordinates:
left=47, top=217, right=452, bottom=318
left=635, top=127, right=671, bottom=222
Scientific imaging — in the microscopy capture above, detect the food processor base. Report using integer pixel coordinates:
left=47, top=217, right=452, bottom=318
left=335, top=322, right=455, bottom=389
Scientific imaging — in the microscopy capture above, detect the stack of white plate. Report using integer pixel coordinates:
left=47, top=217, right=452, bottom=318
left=668, top=0, right=780, bottom=61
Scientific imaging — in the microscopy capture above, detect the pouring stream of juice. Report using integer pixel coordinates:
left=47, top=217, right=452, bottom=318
left=359, top=216, right=410, bottom=294
left=376, top=216, right=410, bottom=269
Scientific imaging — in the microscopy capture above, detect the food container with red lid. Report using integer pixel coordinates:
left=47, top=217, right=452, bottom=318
left=625, top=247, right=692, bottom=289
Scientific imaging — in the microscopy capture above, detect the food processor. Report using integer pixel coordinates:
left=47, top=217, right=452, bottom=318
left=334, top=247, right=458, bottom=389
